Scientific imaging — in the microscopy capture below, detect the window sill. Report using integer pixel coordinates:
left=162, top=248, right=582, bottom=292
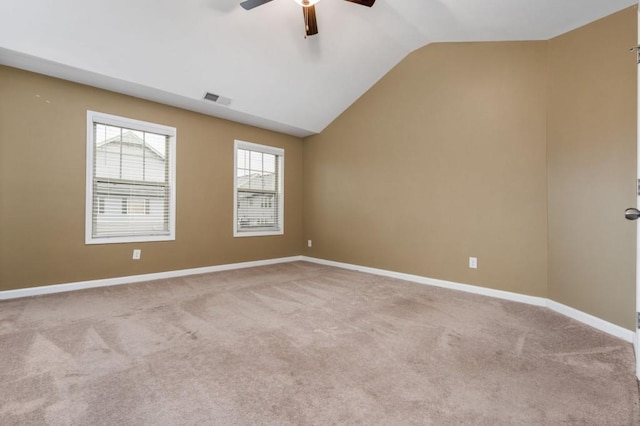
left=233, top=230, right=284, bottom=238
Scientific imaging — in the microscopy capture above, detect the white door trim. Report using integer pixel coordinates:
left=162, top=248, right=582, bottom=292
left=635, top=6, right=640, bottom=379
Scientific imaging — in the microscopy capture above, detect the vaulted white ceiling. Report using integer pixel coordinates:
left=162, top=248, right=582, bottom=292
left=0, top=0, right=635, bottom=137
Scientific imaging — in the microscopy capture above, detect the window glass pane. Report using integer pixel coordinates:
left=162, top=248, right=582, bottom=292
left=128, top=198, right=147, bottom=215
left=263, top=170, right=276, bottom=192
left=236, top=191, right=278, bottom=230
left=249, top=173, right=262, bottom=190
left=237, top=149, right=247, bottom=169
left=95, top=151, right=121, bottom=178
left=122, top=152, right=144, bottom=181
left=89, top=112, right=175, bottom=243
left=234, top=142, right=283, bottom=236
left=145, top=132, right=166, bottom=157
left=263, top=154, right=275, bottom=173
left=237, top=168, right=250, bottom=189
left=250, top=151, right=262, bottom=173
left=143, top=135, right=167, bottom=183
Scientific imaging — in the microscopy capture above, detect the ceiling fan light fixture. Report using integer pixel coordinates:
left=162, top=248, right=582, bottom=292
left=293, top=0, right=320, bottom=7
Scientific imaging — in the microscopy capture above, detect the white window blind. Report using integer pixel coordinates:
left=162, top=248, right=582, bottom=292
left=86, top=111, right=176, bottom=244
left=234, top=140, right=284, bottom=237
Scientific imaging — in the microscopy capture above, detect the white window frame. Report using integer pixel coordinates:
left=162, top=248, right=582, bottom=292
left=233, top=140, right=284, bottom=237
left=86, top=111, right=177, bottom=244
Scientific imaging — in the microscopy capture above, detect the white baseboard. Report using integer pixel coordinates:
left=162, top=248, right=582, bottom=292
left=0, top=254, right=633, bottom=344
left=0, top=256, right=304, bottom=301
left=546, top=299, right=635, bottom=343
left=300, top=256, right=635, bottom=344
left=300, top=256, right=548, bottom=307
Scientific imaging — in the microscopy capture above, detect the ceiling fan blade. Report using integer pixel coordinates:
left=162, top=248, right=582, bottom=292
left=240, top=0, right=273, bottom=10
left=304, top=5, right=318, bottom=36
left=344, top=0, right=375, bottom=6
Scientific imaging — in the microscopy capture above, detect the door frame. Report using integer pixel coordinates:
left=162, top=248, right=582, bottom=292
left=636, top=6, right=640, bottom=380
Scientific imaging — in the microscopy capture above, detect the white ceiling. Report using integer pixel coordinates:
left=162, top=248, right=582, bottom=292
left=0, top=0, right=635, bottom=137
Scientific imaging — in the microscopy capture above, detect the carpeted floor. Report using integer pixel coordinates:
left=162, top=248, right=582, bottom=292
left=0, top=261, right=638, bottom=425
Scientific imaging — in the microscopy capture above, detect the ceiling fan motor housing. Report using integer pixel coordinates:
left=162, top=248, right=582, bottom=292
left=239, top=0, right=375, bottom=37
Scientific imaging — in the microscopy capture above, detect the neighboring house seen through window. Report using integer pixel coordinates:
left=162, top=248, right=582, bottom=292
left=86, top=111, right=176, bottom=244
left=234, top=140, right=284, bottom=237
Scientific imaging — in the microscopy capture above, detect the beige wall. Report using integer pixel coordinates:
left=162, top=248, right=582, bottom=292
left=302, top=8, right=637, bottom=330
left=1, top=8, right=637, bottom=331
left=0, top=66, right=303, bottom=291
left=303, top=42, right=550, bottom=297
left=547, top=8, right=637, bottom=329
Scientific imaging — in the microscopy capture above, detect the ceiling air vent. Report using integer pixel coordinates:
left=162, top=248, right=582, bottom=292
left=203, top=92, right=231, bottom=106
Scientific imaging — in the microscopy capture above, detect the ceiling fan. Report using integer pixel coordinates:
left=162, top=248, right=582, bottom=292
left=240, top=0, right=375, bottom=37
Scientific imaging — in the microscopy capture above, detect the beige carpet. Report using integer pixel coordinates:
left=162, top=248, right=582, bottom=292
left=0, top=261, right=638, bottom=425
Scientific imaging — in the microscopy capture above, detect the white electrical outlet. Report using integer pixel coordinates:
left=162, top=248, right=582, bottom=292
left=307, top=240, right=312, bottom=248
left=469, top=257, right=477, bottom=269
left=133, top=249, right=141, bottom=260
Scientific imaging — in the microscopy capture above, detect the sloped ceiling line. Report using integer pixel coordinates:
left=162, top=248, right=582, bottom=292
left=0, top=0, right=635, bottom=137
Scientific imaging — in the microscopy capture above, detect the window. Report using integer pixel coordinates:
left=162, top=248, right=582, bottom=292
left=86, top=111, right=176, bottom=244
left=126, top=198, right=149, bottom=215
left=234, top=140, right=284, bottom=237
